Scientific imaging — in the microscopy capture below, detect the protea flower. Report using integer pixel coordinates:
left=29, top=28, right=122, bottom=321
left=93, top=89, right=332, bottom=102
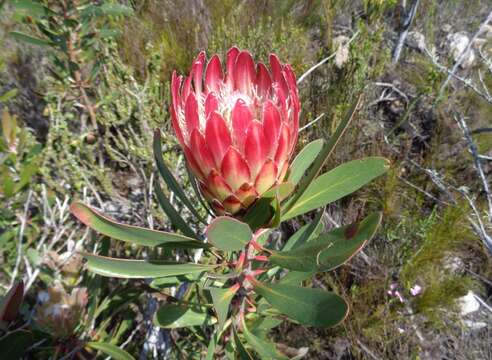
left=170, top=47, right=300, bottom=215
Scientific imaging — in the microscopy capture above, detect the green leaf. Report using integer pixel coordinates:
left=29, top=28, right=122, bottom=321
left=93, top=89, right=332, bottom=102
left=0, top=229, right=16, bottom=250
left=317, top=212, right=381, bottom=269
left=249, top=316, right=283, bottom=338
left=243, top=183, right=287, bottom=230
left=150, top=274, right=201, bottom=288
left=154, top=304, right=216, bottom=328
left=1, top=171, right=15, bottom=198
left=70, top=202, right=205, bottom=248
left=10, top=0, right=51, bottom=17
left=98, top=28, right=120, bottom=38
left=0, top=89, right=18, bottom=103
left=205, top=332, right=220, bottom=360
left=283, top=95, right=363, bottom=214
left=241, top=317, right=288, bottom=359
left=269, top=192, right=282, bottom=228
left=86, top=341, right=134, bottom=360
left=209, top=286, right=239, bottom=330
left=14, top=160, right=38, bottom=193
left=153, top=129, right=206, bottom=223
left=270, top=213, right=382, bottom=272
left=10, top=31, right=52, bottom=47
left=262, top=182, right=295, bottom=202
left=287, top=139, right=324, bottom=185
left=282, top=158, right=389, bottom=220
left=80, top=3, right=132, bottom=18
left=251, top=280, right=348, bottom=328
left=278, top=271, right=313, bottom=286
left=281, top=210, right=324, bottom=251
left=242, top=196, right=276, bottom=230
left=2, top=109, right=16, bottom=148
left=206, top=216, right=252, bottom=251
left=154, top=180, right=197, bottom=239
left=0, top=330, right=34, bottom=359
left=224, top=341, right=235, bottom=360
left=84, top=254, right=215, bottom=279
left=98, top=3, right=133, bottom=16
left=233, top=324, right=254, bottom=360
left=186, top=166, right=214, bottom=216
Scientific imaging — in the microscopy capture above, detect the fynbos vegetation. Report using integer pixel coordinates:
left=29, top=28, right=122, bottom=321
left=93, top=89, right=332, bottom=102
left=0, top=0, right=491, bottom=359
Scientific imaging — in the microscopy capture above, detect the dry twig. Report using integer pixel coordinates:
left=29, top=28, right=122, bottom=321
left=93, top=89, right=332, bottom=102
left=392, top=0, right=420, bottom=64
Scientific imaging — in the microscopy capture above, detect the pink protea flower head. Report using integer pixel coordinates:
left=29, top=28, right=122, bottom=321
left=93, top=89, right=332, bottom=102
left=170, top=47, right=300, bottom=215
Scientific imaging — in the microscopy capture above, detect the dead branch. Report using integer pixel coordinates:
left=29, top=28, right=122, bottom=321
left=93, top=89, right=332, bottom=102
left=392, top=0, right=420, bottom=64
left=454, top=113, right=492, bottom=222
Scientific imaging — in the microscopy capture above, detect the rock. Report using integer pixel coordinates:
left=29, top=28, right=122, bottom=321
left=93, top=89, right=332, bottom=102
left=389, top=99, right=406, bottom=115
left=406, top=31, right=426, bottom=51
left=126, top=175, right=142, bottom=189
left=333, top=35, right=350, bottom=69
left=120, top=204, right=131, bottom=215
left=442, top=24, right=452, bottom=33
left=106, top=203, right=119, bottom=213
left=458, top=290, right=480, bottom=316
left=332, top=338, right=350, bottom=359
left=446, top=32, right=476, bottom=69
left=483, top=24, right=492, bottom=39
left=442, top=255, right=464, bottom=273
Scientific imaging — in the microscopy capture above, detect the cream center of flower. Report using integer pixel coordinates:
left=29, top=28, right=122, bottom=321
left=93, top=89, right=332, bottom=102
left=177, top=83, right=274, bottom=143
left=216, top=88, right=253, bottom=127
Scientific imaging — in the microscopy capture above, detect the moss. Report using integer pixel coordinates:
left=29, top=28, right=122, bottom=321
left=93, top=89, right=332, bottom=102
left=415, top=275, right=471, bottom=324
left=401, top=203, right=474, bottom=284
left=397, top=203, right=480, bottom=327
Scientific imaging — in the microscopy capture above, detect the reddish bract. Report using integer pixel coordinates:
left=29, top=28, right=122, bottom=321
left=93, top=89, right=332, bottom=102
left=171, top=47, right=300, bottom=215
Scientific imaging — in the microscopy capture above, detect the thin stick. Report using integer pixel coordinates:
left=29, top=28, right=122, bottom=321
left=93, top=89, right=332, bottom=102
left=297, top=31, right=360, bottom=84
left=298, top=113, right=325, bottom=132
left=10, top=190, right=32, bottom=288
left=392, top=0, right=420, bottom=64
left=423, top=46, right=492, bottom=103
left=356, top=339, right=381, bottom=360
left=455, top=114, right=492, bottom=222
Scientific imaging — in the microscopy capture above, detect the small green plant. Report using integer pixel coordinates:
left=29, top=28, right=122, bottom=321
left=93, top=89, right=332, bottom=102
left=71, top=48, right=390, bottom=358
left=9, top=0, right=133, bottom=129
left=0, top=109, right=41, bottom=277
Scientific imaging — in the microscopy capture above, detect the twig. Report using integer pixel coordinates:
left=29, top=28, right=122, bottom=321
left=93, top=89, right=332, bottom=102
left=423, top=46, right=492, bottom=104
left=460, top=190, right=492, bottom=255
left=438, top=10, right=492, bottom=98
left=374, top=82, right=410, bottom=103
left=10, top=190, right=33, bottom=288
left=356, top=339, right=381, bottom=360
left=471, top=127, right=492, bottom=135
left=66, top=24, right=98, bottom=130
left=298, top=113, right=325, bottom=132
left=398, top=176, right=450, bottom=205
left=297, top=30, right=359, bottom=84
left=465, top=268, right=492, bottom=287
left=104, top=324, right=143, bottom=360
left=381, top=122, right=492, bottom=254
left=392, top=0, right=420, bottom=64
left=455, top=114, right=492, bottom=222
left=473, top=293, right=492, bottom=313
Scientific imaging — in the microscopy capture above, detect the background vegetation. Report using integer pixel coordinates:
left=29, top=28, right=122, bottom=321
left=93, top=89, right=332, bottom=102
left=0, top=0, right=491, bottom=358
